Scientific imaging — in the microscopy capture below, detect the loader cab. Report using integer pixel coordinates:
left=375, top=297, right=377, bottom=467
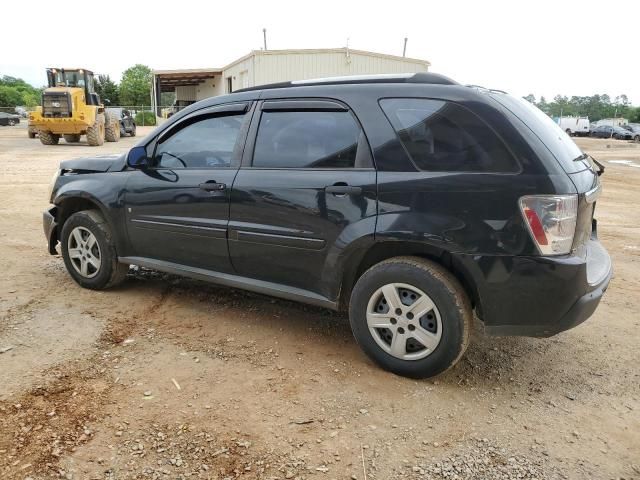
left=46, top=68, right=101, bottom=106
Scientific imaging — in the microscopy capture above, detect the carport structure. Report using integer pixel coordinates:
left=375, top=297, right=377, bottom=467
left=151, top=68, right=222, bottom=117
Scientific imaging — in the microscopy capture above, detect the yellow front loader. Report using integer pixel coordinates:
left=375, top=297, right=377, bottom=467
left=29, top=68, right=119, bottom=146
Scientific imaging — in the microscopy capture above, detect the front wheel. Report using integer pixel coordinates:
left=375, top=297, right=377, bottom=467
left=60, top=210, right=128, bottom=290
left=349, top=257, right=472, bottom=379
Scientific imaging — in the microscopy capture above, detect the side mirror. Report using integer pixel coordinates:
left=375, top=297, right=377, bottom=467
left=127, top=146, right=149, bottom=168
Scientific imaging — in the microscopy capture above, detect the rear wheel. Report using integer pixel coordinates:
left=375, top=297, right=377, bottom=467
left=63, top=134, right=81, bottom=143
left=28, top=130, right=36, bottom=139
left=349, top=257, right=472, bottom=379
left=104, top=112, right=120, bottom=142
left=130, top=124, right=136, bottom=137
left=86, top=113, right=105, bottom=146
left=39, top=130, right=60, bottom=145
left=8, top=119, right=15, bottom=126
left=60, top=210, right=128, bottom=290
left=635, top=135, right=640, bottom=142
left=565, top=128, right=572, bottom=136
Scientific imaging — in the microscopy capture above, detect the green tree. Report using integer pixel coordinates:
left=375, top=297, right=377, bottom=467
left=95, top=74, right=119, bottom=105
left=119, top=64, right=152, bottom=106
left=523, top=94, right=536, bottom=104
left=0, top=85, right=23, bottom=107
left=0, top=75, right=42, bottom=107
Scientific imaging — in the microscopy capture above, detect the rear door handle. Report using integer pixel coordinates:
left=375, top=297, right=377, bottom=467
left=325, top=184, right=362, bottom=195
left=199, top=182, right=226, bottom=191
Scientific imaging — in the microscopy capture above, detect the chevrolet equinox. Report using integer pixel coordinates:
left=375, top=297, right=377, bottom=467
left=43, top=73, right=612, bottom=378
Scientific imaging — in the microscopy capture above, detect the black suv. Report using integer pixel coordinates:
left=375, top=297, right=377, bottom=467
left=43, top=73, right=612, bottom=378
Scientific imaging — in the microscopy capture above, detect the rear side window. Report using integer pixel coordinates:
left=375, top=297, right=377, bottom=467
left=253, top=111, right=361, bottom=168
left=380, top=98, right=518, bottom=173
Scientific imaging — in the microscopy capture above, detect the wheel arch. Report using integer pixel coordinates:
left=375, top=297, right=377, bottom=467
left=339, top=241, right=480, bottom=316
left=54, top=194, right=115, bottom=249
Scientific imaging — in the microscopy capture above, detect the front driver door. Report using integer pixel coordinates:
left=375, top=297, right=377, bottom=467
left=124, top=103, right=251, bottom=273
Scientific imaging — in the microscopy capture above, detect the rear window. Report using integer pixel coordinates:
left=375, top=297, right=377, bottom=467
left=489, top=94, right=588, bottom=173
left=380, top=98, right=518, bottom=173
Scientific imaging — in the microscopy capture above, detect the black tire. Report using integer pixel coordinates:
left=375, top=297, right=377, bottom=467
left=39, top=130, right=60, bottom=145
left=120, top=123, right=127, bottom=137
left=130, top=124, right=136, bottom=137
left=349, top=256, right=472, bottom=379
left=635, top=135, right=640, bottom=143
left=60, top=209, right=128, bottom=290
left=86, top=113, right=105, bottom=146
left=565, top=129, right=572, bottom=136
left=104, top=112, right=120, bottom=142
left=28, top=130, right=36, bottom=139
left=63, top=134, right=81, bottom=143
left=8, top=119, right=15, bottom=126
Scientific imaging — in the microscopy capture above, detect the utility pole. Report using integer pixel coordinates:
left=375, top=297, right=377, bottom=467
left=403, top=37, right=408, bottom=57
left=263, top=28, right=267, bottom=50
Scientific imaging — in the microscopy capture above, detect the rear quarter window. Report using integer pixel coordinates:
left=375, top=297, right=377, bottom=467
left=380, top=98, right=519, bottom=173
left=489, top=94, right=589, bottom=173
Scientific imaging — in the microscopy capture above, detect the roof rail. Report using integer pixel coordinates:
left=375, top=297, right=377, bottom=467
left=235, top=72, right=458, bottom=93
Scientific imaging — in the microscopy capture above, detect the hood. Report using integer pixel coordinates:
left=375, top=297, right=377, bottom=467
left=60, top=153, right=126, bottom=173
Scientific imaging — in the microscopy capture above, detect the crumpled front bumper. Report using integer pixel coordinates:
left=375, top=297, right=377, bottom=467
left=43, top=206, right=58, bottom=255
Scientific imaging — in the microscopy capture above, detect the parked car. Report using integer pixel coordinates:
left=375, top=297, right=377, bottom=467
left=107, top=108, right=137, bottom=137
left=590, top=124, right=633, bottom=140
left=0, top=112, right=20, bottom=126
left=42, top=73, right=611, bottom=378
left=622, top=124, right=640, bottom=142
left=557, top=116, right=590, bottom=136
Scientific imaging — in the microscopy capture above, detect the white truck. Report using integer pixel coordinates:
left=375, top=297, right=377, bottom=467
left=557, top=116, right=590, bottom=136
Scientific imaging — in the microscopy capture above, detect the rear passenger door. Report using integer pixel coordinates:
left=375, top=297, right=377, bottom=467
left=228, top=99, right=377, bottom=300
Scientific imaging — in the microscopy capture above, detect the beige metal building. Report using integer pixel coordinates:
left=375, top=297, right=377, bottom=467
left=152, top=48, right=430, bottom=115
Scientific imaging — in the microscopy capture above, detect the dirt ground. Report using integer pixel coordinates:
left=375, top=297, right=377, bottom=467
left=0, top=123, right=638, bottom=480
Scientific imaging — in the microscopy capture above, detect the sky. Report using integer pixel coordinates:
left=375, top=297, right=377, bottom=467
left=2, top=0, right=639, bottom=103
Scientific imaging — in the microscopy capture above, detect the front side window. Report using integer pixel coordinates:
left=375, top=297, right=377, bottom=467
left=154, top=114, right=245, bottom=169
left=380, top=98, right=518, bottom=173
left=253, top=110, right=361, bottom=168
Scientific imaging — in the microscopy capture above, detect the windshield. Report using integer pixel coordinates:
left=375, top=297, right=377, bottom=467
left=54, top=71, right=85, bottom=88
left=490, top=93, right=589, bottom=173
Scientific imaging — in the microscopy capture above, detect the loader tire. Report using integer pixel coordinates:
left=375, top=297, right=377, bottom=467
left=63, top=134, right=81, bottom=143
left=104, top=112, right=120, bottom=143
left=39, top=130, right=60, bottom=145
left=87, top=113, right=105, bottom=146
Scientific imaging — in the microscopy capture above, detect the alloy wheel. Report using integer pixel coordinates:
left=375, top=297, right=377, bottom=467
left=366, top=283, right=442, bottom=360
left=67, top=226, right=102, bottom=278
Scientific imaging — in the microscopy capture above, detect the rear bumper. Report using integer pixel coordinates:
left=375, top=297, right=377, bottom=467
left=43, top=206, right=58, bottom=255
left=454, top=238, right=612, bottom=337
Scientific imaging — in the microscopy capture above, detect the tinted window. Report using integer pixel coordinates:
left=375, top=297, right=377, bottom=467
left=155, top=114, right=245, bottom=169
left=380, top=98, right=517, bottom=172
left=253, top=111, right=360, bottom=168
left=490, top=94, right=589, bottom=173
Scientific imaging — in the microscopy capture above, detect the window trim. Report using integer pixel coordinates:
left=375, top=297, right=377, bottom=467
left=150, top=103, right=253, bottom=170
left=378, top=96, right=522, bottom=175
left=243, top=98, right=374, bottom=170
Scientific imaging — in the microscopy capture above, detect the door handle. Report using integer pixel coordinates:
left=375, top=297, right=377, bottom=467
left=199, top=182, right=226, bottom=191
left=325, top=183, right=362, bottom=196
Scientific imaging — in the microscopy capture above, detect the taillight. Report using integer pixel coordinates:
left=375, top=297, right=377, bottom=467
left=519, top=195, right=578, bottom=255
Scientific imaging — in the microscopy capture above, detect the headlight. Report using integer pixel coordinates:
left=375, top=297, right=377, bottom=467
left=48, top=169, right=60, bottom=200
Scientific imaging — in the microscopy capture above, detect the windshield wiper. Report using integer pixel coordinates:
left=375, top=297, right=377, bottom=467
left=572, top=153, right=589, bottom=162
left=589, top=155, right=605, bottom=176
